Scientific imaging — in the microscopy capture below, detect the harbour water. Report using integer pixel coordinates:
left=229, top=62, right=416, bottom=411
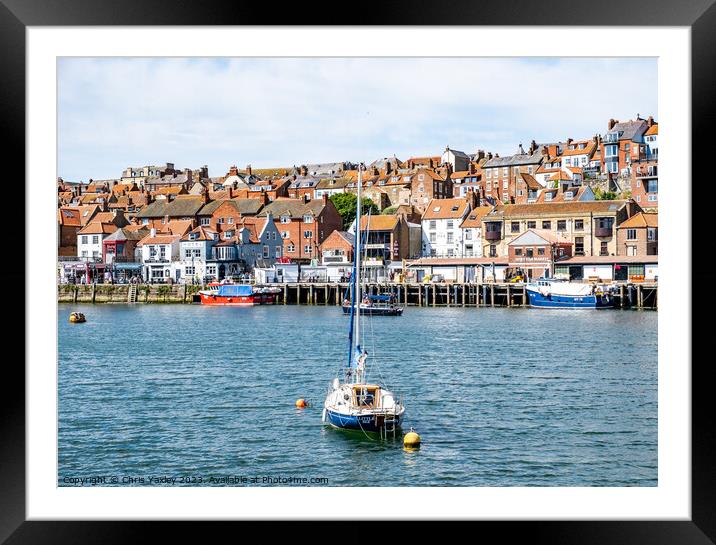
left=58, top=304, right=657, bottom=487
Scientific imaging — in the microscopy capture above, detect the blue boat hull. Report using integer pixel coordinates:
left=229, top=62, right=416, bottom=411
left=325, top=409, right=403, bottom=432
left=527, top=289, right=614, bottom=309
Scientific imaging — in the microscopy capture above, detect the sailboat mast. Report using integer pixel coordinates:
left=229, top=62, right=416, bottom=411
left=354, top=164, right=362, bottom=354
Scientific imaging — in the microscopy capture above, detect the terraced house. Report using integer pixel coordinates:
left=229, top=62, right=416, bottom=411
left=257, top=195, right=342, bottom=263
left=481, top=200, right=640, bottom=259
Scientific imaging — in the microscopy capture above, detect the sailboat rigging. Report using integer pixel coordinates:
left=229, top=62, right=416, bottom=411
left=322, top=163, right=406, bottom=435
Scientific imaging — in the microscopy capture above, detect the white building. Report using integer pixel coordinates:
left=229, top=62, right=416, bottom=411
left=421, top=198, right=471, bottom=258
left=459, top=206, right=493, bottom=258
left=76, top=223, right=117, bottom=260
left=137, top=230, right=182, bottom=283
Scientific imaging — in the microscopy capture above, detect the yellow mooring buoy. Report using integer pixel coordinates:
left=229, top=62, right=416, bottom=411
left=403, top=428, right=421, bottom=449
left=295, top=398, right=308, bottom=408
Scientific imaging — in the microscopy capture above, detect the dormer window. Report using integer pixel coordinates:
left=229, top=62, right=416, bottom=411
left=303, top=215, right=313, bottom=223
left=280, top=215, right=291, bottom=224
left=564, top=191, right=574, bottom=200
left=433, top=206, right=440, bottom=212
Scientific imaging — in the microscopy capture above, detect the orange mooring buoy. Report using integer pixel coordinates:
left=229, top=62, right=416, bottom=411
left=295, top=398, right=308, bottom=408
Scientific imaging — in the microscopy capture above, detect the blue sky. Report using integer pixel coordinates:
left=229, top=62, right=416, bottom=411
left=58, top=57, right=657, bottom=181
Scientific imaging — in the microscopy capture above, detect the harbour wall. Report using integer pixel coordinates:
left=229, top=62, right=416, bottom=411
left=58, top=282, right=658, bottom=309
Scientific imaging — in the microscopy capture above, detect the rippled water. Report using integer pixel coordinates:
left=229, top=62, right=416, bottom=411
left=58, top=303, right=657, bottom=487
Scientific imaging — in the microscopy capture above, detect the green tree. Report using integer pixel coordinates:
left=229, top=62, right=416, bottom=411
left=382, top=206, right=398, bottom=215
left=594, top=188, right=618, bottom=200
left=330, top=193, right=379, bottom=230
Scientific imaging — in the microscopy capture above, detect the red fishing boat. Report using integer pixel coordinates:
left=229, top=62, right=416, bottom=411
left=198, top=282, right=280, bottom=306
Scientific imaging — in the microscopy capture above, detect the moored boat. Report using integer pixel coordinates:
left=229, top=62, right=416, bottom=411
left=198, top=282, right=280, bottom=306
left=341, top=294, right=404, bottom=316
left=526, top=278, right=615, bottom=309
left=323, top=163, right=406, bottom=437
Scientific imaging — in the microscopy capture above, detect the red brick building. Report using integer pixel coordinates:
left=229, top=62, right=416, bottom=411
left=616, top=212, right=658, bottom=256
left=257, top=195, right=343, bottom=263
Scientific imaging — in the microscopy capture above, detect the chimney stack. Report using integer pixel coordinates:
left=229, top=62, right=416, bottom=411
left=647, top=116, right=654, bottom=127
left=229, top=165, right=239, bottom=177
left=608, top=119, right=617, bottom=130
left=246, top=164, right=252, bottom=176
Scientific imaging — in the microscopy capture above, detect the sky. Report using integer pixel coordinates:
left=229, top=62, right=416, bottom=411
left=58, top=57, right=657, bottom=181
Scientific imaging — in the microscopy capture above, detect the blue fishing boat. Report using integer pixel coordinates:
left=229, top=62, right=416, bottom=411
left=526, top=278, right=615, bottom=309
left=323, top=164, right=405, bottom=437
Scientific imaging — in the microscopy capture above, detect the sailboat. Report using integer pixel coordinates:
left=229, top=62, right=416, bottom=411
left=322, top=164, right=406, bottom=435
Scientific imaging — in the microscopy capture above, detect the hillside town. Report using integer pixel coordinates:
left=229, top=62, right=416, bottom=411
left=57, top=115, right=659, bottom=286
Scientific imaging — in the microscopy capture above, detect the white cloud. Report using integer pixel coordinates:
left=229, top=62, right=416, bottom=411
left=58, top=57, right=657, bottom=180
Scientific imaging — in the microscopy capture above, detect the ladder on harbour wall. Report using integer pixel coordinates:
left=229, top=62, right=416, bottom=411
left=127, top=284, right=138, bottom=303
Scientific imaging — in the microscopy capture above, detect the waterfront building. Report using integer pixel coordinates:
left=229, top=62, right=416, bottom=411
left=179, top=225, right=219, bottom=283
left=257, top=195, right=343, bottom=263
left=405, top=256, right=510, bottom=283
left=421, top=197, right=473, bottom=258
left=320, top=230, right=354, bottom=282
left=507, top=229, right=573, bottom=280
left=481, top=200, right=639, bottom=259
left=351, top=214, right=413, bottom=281
left=137, top=231, right=182, bottom=283
left=102, top=227, right=149, bottom=282
left=615, top=212, right=658, bottom=257
left=554, top=255, right=658, bottom=282
left=459, top=206, right=493, bottom=257
left=76, top=211, right=130, bottom=260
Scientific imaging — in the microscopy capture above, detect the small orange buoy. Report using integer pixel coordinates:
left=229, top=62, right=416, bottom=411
left=295, top=398, right=308, bottom=408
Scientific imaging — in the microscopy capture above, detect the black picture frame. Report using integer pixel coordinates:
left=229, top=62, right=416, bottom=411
left=4, top=1, right=712, bottom=542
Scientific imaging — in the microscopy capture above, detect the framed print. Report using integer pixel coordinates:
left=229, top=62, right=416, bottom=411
left=3, top=0, right=714, bottom=542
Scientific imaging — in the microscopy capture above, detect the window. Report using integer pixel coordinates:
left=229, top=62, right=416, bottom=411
left=429, top=232, right=436, bottom=243
left=81, top=235, right=88, bottom=244
left=447, top=249, right=454, bottom=257
left=527, top=221, right=536, bottom=229
left=200, top=217, right=210, bottom=226
left=647, top=228, right=657, bottom=241
left=574, top=219, right=584, bottom=231
left=447, top=220, right=454, bottom=229
left=281, top=231, right=289, bottom=239
left=304, top=230, right=312, bottom=239
left=447, top=232, right=454, bottom=243
left=526, top=248, right=534, bottom=258
left=429, top=220, right=436, bottom=230
left=537, top=248, right=545, bottom=256
left=303, top=215, right=313, bottom=223
left=626, top=229, right=637, bottom=240
left=600, top=241, right=609, bottom=256
left=489, top=244, right=497, bottom=257
left=564, top=191, right=574, bottom=200
left=287, top=244, right=295, bottom=253
left=81, top=250, right=87, bottom=257
left=545, top=192, right=553, bottom=201
left=217, top=217, right=225, bottom=224
left=542, top=221, right=551, bottom=229
left=281, top=216, right=290, bottom=224
left=511, top=221, right=520, bottom=233
left=92, top=235, right=99, bottom=244
left=184, top=249, right=192, bottom=258
left=557, top=220, right=566, bottom=231
left=304, top=245, right=312, bottom=254
left=185, top=266, right=195, bottom=275
left=503, top=181, right=508, bottom=190
left=275, top=246, right=282, bottom=257
left=465, top=230, right=472, bottom=240
left=515, top=248, right=522, bottom=256
left=263, top=245, right=270, bottom=258
left=575, top=237, right=584, bottom=256
left=228, top=217, right=234, bottom=224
